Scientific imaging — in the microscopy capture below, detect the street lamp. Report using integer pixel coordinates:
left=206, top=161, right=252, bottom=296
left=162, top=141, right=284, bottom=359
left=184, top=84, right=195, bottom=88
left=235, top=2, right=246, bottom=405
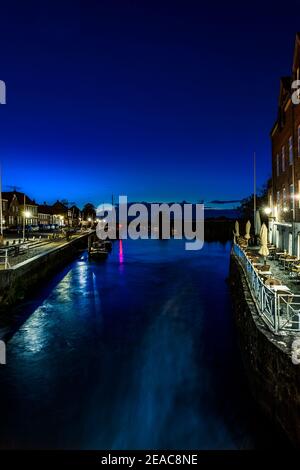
left=23, top=210, right=31, bottom=240
left=264, top=207, right=272, bottom=215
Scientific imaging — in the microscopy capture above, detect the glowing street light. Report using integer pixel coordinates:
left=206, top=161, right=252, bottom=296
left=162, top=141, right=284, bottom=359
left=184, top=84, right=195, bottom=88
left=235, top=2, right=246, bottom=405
left=23, top=207, right=32, bottom=241
left=264, top=207, right=272, bottom=215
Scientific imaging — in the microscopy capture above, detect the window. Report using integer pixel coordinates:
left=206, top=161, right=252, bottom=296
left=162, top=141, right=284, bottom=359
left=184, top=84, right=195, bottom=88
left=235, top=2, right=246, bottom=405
left=282, top=146, right=285, bottom=172
left=283, top=186, right=286, bottom=209
left=289, top=136, right=293, bottom=165
left=277, top=190, right=281, bottom=208
left=276, top=154, right=280, bottom=176
left=298, top=180, right=300, bottom=209
left=290, top=184, right=295, bottom=211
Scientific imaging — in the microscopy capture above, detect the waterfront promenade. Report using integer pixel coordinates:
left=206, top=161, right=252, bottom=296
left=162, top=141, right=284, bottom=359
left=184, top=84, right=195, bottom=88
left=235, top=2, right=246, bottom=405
left=0, top=231, right=92, bottom=307
left=0, top=231, right=90, bottom=269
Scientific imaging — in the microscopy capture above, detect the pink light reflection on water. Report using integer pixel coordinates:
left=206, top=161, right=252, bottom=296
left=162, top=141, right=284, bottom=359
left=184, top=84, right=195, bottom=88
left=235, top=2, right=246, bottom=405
left=119, top=239, right=124, bottom=264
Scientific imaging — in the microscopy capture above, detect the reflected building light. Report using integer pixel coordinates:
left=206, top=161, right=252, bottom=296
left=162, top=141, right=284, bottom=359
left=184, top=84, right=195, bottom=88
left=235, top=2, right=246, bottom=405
left=78, top=263, right=88, bottom=290
left=119, top=239, right=124, bottom=264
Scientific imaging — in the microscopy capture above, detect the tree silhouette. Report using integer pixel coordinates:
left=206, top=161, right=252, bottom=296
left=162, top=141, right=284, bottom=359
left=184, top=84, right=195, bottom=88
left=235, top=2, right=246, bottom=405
left=82, top=203, right=96, bottom=220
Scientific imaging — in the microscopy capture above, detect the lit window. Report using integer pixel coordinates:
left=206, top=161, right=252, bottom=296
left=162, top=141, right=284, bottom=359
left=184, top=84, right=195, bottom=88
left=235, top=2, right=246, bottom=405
left=282, top=146, right=285, bottom=172
left=289, top=136, right=293, bottom=164
left=290, top=184, right=295, bottom=211
left=283, top=186, right=286, bottom=209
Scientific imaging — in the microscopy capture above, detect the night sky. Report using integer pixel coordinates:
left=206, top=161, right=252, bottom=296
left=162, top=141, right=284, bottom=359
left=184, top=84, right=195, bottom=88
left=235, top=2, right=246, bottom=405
left=0, top=1, right=299, bottom=208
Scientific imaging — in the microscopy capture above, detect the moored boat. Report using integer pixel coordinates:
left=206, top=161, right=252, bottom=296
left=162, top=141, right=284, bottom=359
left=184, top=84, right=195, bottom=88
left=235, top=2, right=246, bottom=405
left=103, top=240, right=113, bottom=251
left=89, top=241, right=109, bottom=260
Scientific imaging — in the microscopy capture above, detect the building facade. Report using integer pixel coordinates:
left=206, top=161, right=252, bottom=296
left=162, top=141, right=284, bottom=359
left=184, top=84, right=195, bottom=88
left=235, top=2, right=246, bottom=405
left=0, top=193, right=85, bottom=230
left=52, top=201, right=72, bottom=227
left=69, top=205, right=82, bottom=227
left=1, top=191, right=38, bottom=228
left=269, top=33, right=300, bottom=256
left=37, top=204, right=54, bottom=227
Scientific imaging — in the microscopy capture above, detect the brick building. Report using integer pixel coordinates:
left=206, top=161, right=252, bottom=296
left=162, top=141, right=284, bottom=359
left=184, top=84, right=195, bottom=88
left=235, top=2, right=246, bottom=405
left=269, top=33, right=300, bottom=255
left=52, top=201, right=72, bottom=227
left=37, top=203, right=54, bottom=227
left=1, top=191, right=38, bottom=228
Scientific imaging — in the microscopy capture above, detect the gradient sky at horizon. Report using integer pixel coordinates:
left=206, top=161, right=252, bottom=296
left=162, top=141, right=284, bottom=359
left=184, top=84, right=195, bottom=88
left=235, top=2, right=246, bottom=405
left=0, top=1, right=299, bottom=208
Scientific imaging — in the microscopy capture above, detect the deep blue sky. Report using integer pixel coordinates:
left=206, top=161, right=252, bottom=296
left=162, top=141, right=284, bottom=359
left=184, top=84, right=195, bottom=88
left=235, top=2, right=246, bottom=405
left=0, top=0, right=299, bottom=208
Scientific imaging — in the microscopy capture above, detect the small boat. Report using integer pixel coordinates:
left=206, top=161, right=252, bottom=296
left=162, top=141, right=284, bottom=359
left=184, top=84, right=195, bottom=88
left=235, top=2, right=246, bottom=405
left=103, top=240, right=113, bottom=251
left=89, top=241, right=109, bottom=260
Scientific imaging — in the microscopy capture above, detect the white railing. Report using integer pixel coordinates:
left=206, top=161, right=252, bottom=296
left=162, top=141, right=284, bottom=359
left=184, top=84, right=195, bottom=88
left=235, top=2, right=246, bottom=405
left=233, top=243, right=300, bottom=333
left=0, top=249, right=11, bottom=269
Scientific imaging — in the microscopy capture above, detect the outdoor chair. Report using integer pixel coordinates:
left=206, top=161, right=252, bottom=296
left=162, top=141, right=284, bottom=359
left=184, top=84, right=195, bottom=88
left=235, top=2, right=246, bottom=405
left=290, top=266, right=300, bottom=281
left=258, top=264, right=270, bottom=272
left=265, top=278, right=281, bottom=287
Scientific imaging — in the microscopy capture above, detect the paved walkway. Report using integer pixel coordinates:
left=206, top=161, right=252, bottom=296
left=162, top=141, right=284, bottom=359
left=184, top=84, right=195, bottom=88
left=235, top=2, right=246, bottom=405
left=0, top=233, right=86, bottom=269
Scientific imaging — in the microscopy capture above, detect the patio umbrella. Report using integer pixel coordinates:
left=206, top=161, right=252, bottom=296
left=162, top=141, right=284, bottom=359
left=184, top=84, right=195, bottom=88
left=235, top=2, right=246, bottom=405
left=245, top=220, right=251, bottom=241
left=259, top=223, right=269, bottom=263
left=234, top=220, right=240, bottom=237
left=255, top=210, right=261, bottom=236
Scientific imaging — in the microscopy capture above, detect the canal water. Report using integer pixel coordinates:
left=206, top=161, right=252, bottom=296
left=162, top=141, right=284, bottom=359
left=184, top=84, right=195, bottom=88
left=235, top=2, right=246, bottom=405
left=0, top=239, right=288, bottom=449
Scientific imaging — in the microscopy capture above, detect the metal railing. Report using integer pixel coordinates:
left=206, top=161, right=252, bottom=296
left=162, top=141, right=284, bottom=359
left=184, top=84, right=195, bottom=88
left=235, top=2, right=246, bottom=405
left=0, top=249, right=11, bottom=269
left=0, top=234, right=71, bottom=269
left=233, top=243, right=300, bottom=334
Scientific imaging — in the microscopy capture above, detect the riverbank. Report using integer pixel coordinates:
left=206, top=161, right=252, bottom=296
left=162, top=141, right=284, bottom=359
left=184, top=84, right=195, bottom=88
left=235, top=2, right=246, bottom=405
left=229, top=250, right=300, bottom=447
left=0, top=232, right=91, bottom=308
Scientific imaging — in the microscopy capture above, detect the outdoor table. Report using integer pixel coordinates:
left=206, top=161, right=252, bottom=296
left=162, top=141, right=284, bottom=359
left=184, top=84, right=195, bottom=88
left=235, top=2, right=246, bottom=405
left=258, top=270, right=272, bottom=276
left=278, top=255, right=290, bottom=266
left=270, top=285, right=291, bottom=293
left=283, top=258, right=297, bottom=270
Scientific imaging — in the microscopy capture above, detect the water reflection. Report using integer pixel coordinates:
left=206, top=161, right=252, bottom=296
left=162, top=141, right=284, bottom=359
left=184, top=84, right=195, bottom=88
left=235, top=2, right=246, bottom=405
left=0, top=240, right=289, bottom=449
left=119, top=240, right=124, bottom=264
